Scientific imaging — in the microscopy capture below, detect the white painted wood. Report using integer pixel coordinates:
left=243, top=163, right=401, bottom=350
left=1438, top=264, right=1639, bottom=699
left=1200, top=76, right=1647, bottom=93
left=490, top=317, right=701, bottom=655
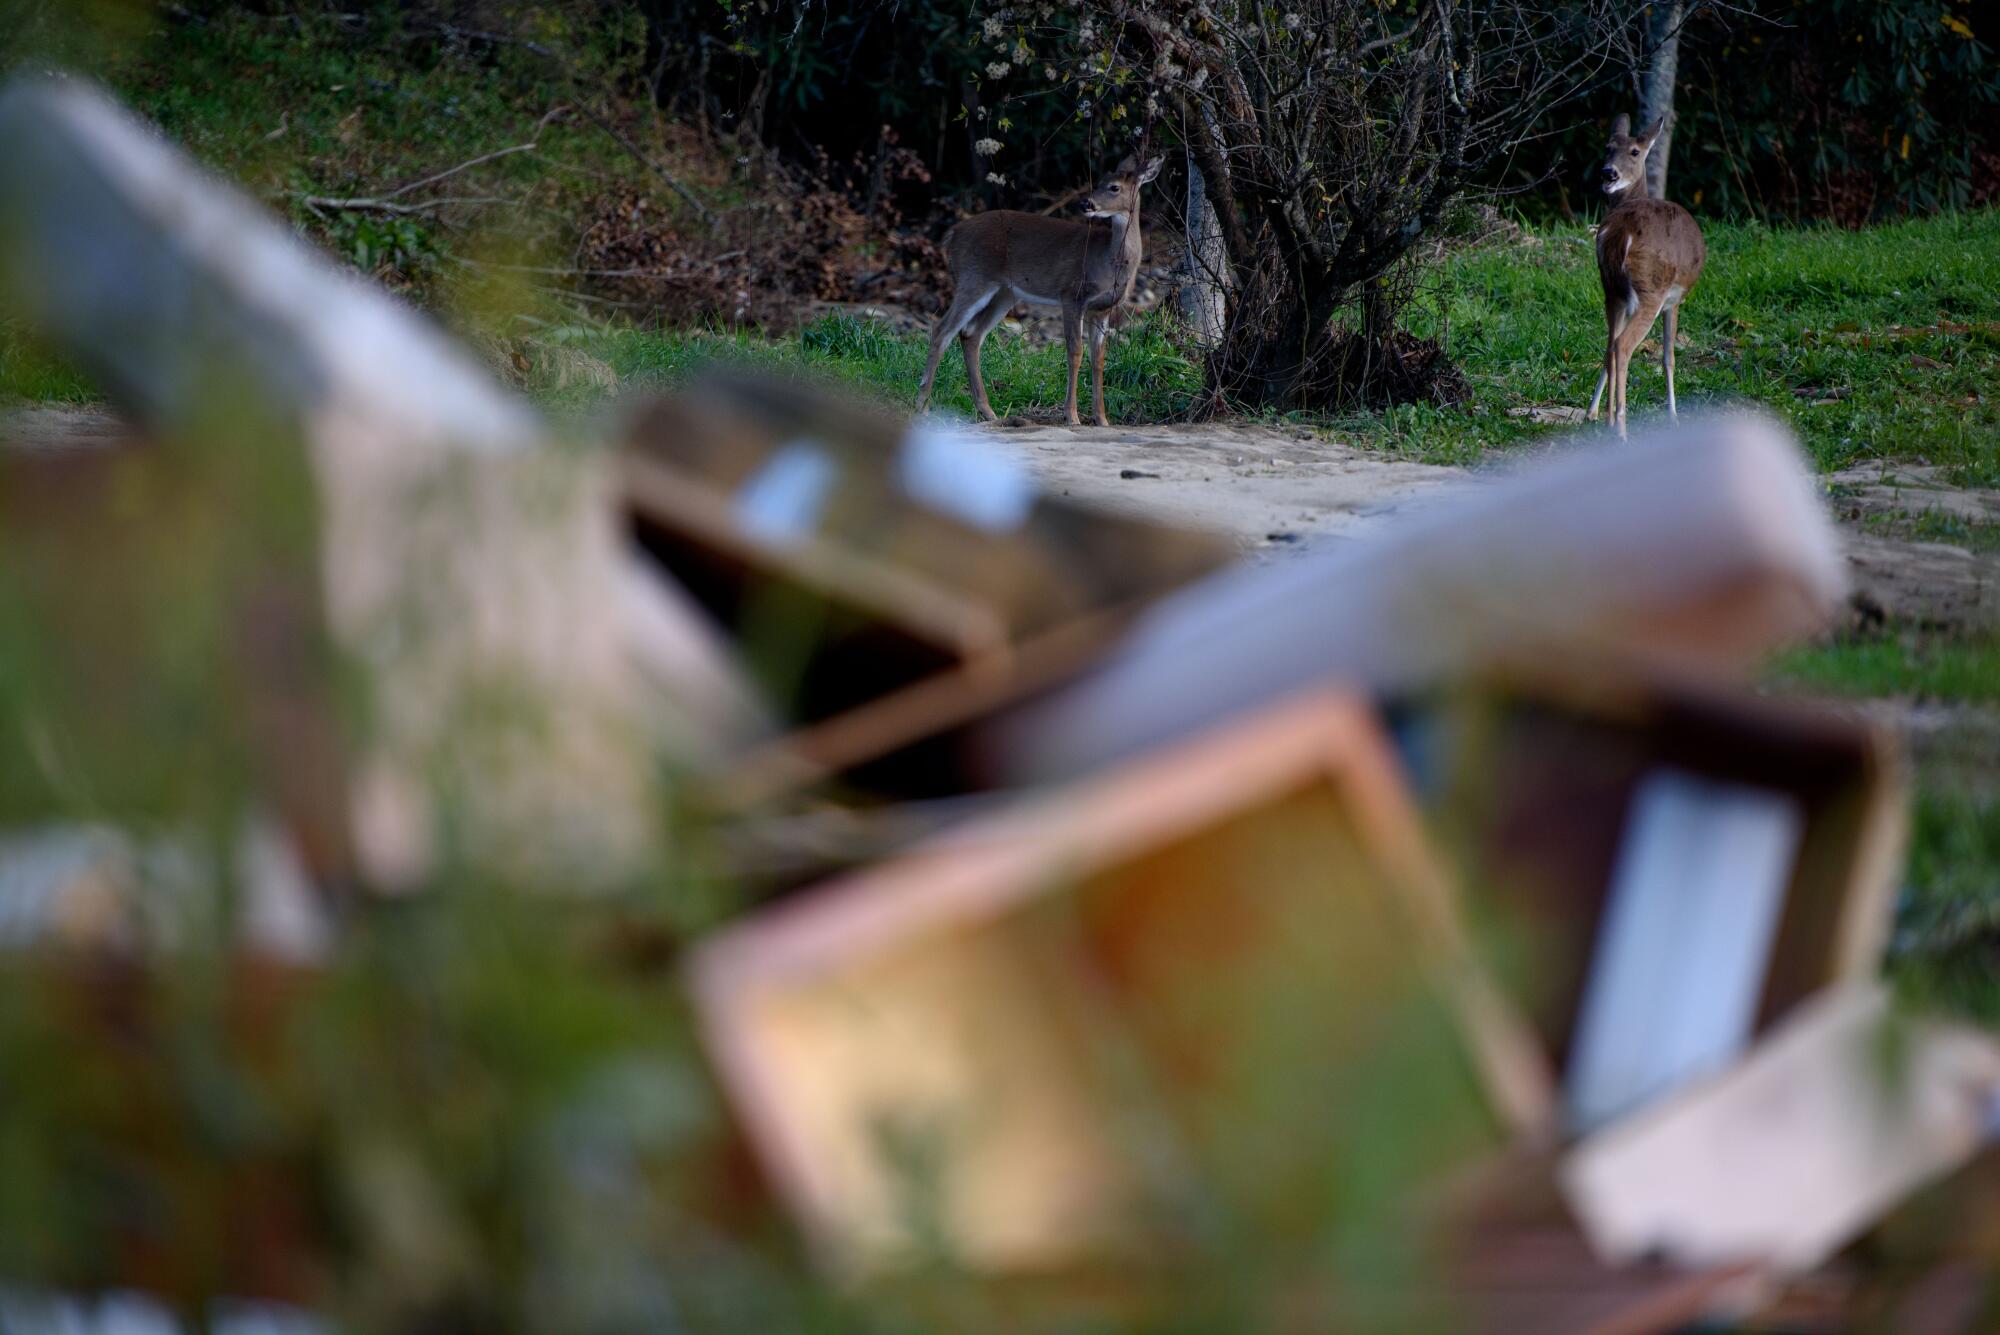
left=1562, top=983, right=2000, bottom=1274
left=1564, top=770, right=1803, bottom=1132
left=995, top=412, right=1848, bottom=782
left=0, top=76, right=752, bottom=886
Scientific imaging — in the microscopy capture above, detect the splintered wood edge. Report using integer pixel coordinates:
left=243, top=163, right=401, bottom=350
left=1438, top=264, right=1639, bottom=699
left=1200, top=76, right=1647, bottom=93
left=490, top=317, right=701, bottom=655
left=1826, top=719, right=1908, bottom=983
left=701, top=608, right=1131, bottom=813
left=687, top=689, right=1561, bottom=1269
left=621, top=450, right=1014, bottom=666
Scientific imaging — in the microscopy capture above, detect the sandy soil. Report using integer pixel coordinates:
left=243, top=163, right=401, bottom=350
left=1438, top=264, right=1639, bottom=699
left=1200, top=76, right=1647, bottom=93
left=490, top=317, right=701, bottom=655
left=981, top=418, right=2000, bottom=635
left=980, top=418, right=1467, bottom=559
left=1826, top=459, right=2000, bottom=633
left=8, top=400, right=1995, bottom=635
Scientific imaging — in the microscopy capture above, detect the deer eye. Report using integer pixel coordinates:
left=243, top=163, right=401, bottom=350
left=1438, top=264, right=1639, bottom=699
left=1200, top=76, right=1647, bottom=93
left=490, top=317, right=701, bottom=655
left=1630, top=148, right=1640, bottom=156
left=1109, top=183, right=1121, bottom=192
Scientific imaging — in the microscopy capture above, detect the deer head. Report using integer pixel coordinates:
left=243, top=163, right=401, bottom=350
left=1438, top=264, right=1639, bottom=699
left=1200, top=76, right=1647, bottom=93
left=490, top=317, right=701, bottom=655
left=1081, top=153, right=1164, bottom=219
left=1599, top=114, right=1665, bottom=198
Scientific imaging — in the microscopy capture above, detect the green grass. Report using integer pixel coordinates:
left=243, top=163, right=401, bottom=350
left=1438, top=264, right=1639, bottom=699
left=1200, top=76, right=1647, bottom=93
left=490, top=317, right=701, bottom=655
left=0, top=322, right=96, bottom=403
left=567, top=211, right=2000, bottom=476
left=1761, top=631, right=2000, bottom=1018
left=1859, top=508, right=2000, bottom=554
left=545, top=308, right=1205, bottom=423
left=1895, top=790, right=2000, bottom=1026
left=1405, top=210, right=2000, bottom=479
left=1766, top=631, right=2000, bottom=703
left=89, top=6, right=649, bottom=207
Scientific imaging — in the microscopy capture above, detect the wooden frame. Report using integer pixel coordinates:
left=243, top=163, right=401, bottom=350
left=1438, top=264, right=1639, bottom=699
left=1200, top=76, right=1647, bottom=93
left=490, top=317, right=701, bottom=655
left=689, top=690, right=1555, bottom=1278
left=1413, top=661, right=1906, bottom=1091
left=619, top=379, right=1232, bottom=809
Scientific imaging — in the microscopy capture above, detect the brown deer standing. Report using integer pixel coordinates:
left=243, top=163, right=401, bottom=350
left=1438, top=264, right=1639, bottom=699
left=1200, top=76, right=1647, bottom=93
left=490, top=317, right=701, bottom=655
left=916, top=153, right=1164, bottom=428
left=1588, top=115, right=1706, bottom=438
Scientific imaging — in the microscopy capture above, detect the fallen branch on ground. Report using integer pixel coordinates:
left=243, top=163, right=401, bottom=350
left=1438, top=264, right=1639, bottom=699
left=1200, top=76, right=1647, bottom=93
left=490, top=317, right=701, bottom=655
left=378, top=140, right=540, bottom=200
left=568, top=100, right=716, bottom=228
left=295, top=193, right=516, bottom=218
left=290, top=127, right=558, bottom=220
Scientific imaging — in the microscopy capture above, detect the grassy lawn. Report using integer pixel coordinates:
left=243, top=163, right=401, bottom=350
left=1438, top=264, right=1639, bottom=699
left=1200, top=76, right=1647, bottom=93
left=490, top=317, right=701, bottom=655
left=533, top=309, right=1204, bottom=420
left=1857, top=507, right=2000, bottom=554
left=1767, top=631, right=2000, bottom=703
left=1762, top=630, right=2000, bottom=1014
left=507, top=209, right=2000, bottom=484
left=1407, top=211, right=2000, bottom=480
left=7, top=5, right=1997, bottom=477
left=1897, top=790, right=2000, bottom=1024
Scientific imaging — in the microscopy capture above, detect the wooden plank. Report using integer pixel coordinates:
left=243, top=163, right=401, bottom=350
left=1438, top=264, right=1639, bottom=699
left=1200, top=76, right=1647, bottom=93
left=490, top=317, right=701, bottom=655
left=993, top=412, right=1849, bottom=783
left=0, top=76, right=756, bottom=887
left=1560, top=983, right=2000, bottom=1275
left=618, top=378, right=1230, bottom=806
left=1420, top=662, right=1906, bottom=1097
left=622, top=376, right=1231, bottom=641
left=690, top=691, right=1555, bottom=1278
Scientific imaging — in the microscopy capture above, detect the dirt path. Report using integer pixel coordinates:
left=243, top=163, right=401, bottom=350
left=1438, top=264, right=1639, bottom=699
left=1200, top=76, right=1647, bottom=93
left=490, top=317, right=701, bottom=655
left=1825, top=460, right=2000, bottom=633
left=9, top=400, right=1997, bottom=634
left=980, top=419, right=1468, bottom=560
left=989, top=419, right=2000, bottom=635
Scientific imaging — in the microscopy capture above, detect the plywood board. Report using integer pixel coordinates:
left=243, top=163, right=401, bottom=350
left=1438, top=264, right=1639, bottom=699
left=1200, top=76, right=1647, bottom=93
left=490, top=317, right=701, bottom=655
left=690, top=691, right=1555, bottom=1276
left=1561, top=984, right=2000, bottom=1275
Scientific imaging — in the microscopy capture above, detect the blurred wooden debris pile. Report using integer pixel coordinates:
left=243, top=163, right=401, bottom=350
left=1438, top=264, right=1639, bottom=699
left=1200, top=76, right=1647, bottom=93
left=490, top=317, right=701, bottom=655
left=2, top=73, right=1997, bottom=1335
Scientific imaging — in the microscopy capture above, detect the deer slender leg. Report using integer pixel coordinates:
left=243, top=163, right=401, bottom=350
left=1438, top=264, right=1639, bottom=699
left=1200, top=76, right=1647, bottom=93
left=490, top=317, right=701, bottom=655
left=917, top=283, right=999, bottom=413
left=1589, top=298, right=1626, bottom=424
left=1089, top=314, right=1111, bottom=427
left=1062, top=305, right=1085, bottom=427
left=1662, top=303, right=1680, bottom=421
left=1613, top=294, right=1668, bottom=439
left=959, top=286, right=1015, bottom=422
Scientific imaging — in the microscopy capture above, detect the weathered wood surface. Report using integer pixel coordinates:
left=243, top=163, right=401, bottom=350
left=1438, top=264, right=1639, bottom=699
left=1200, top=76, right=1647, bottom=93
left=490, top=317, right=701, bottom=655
left=994, top=412, right=1849, bottom=782
left=1561, top=983, right=2000, bottom=1276
left=691, top=691, right=1555, bottom=1277
left=0, top=75, right=758, bottom=887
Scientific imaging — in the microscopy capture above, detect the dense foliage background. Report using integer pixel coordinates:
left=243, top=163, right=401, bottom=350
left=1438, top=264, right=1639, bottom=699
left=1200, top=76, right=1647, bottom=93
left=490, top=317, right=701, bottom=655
left=14, top=0, right=1986, bottom=224
left=634, top=0, right=1998, bottom=223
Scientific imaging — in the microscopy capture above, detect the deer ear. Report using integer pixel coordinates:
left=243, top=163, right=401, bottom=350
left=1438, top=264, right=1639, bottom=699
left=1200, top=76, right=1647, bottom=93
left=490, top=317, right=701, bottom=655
left=1137, top=155, right=1164, bottom=184
left=1113, top=154, right=1139, bottom=176
left=1610, top=113, right=1631, bottom=137
left=1639, top=116, right=1666, bottom=144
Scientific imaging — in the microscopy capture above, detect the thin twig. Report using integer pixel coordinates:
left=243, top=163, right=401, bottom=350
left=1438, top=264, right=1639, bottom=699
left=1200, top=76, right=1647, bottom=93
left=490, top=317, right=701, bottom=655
left=569, top=100, right=717, bottom=227
left=391, top=23, right=715, bottom=229
left=382, top=141, right=539, bottom=200
left=521, top=284, right=652, bottom=311
left=293, top=194, right=515, bottom=216
left=452, top=257, right=666, bottom=278
left=453, top=245, right=746, bottom=277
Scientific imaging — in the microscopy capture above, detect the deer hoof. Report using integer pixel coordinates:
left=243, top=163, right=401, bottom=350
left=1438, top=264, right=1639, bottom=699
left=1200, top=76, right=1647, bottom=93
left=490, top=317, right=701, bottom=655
left=1094, top=416, right=1111, bottom=428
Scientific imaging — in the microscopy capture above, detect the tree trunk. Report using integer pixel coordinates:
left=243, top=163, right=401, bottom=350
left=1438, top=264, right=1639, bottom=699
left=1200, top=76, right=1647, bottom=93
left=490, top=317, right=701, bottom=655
left=1178, top=153, right=1228, bottom=349
left=1640, top=1, right=1684, bottom=200
left=1203, top=261, right=1346, bottom=411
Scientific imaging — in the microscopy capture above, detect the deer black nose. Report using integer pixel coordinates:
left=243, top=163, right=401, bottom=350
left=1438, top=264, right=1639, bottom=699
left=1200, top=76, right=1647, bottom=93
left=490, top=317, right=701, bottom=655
left=1601, top=167, right=1618, bottom=183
